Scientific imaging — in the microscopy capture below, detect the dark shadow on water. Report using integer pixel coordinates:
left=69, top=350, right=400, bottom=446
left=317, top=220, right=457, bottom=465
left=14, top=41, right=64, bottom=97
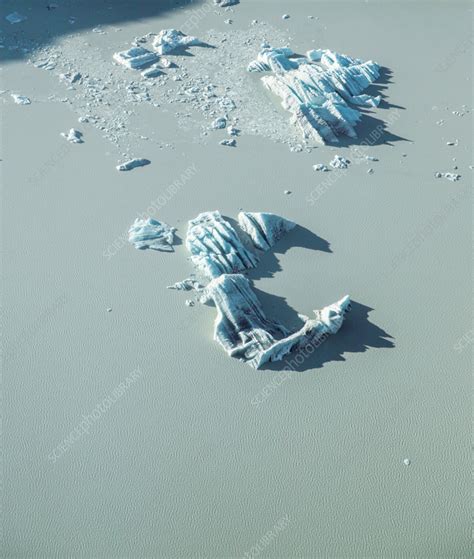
left=0, top=0, right=206, bottom=64
left=260, top=300, right=394, bottom=372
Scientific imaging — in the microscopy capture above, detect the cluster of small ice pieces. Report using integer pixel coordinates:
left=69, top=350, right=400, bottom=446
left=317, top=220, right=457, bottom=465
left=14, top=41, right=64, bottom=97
left=434, top=171, right=461, bottom=182
left=172, top=210, right=350, bottom=368
left=330, top=155, right=351, bottom=169
left=128, top=218, right=176, bottom=251
left=247, top=46, right=381, bottom=144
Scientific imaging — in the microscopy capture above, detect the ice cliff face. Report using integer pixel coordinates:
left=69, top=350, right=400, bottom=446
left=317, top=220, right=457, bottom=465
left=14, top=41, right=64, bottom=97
left=181, top=210, right=350, bottom=369
left=248, top=46, right=381, bottom=144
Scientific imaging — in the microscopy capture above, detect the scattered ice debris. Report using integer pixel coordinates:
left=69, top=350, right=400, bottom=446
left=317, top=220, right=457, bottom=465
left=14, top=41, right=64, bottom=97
left=11, top=94, right=31, bottom=105
left=61, top=128, right=83, bottom=143
left=6, top=12, right=27, bottom=24
left=201, top=273, right=350, bottom=369
left=330, top=155, right=351, bottom=169
left=282, top=14, right=290, bottom=20
left=214, top=0, right=239, bottom=6
left=141, top=65, right=163, bottom=78
left=403, top=458, right=411, bottom=466
left=116, top=158, right=151, bottom=171
left=434, top=171, right=461, bottom=182
left=367, top=168, right=374, bottom=174
left=238, top=211, right=296, bottom=251
left=128, top=218, right=176, bottom=251
left=152, top=29, right=203, bottom=55
left=167, top=279, right=203, bottom=291
left=185, top=211, right=259, bottom=279
left=248, top=46, right=381, bottom=144
left=220, top=138, right=237, bottom=147
left=313, top=163, right=330, bottom=172
left=185, top=299, right=195, bottom=307
left=113, top=47, right=159, bottom=70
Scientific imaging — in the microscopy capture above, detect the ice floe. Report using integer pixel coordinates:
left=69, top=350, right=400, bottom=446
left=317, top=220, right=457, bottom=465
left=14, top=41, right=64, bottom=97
left=128, top=218, right=176, bottom=251
left=6, top=12, right=27, bottom=24
left=11, top=94, right=31, bottom=105
left=152, top=29, right=203, bottom=55
left=202, top=274, right=350, bottom=369
left=248, top=45, right=381, bottom=144
left=113, top=47, right=159, bottom=70
left=61, top=128, right=83, bottom=143
left=238, top=211, right=296, bottom=251
left=116, top=158, right=151, bottom=171
left=185, top=211, right=259, bottom=279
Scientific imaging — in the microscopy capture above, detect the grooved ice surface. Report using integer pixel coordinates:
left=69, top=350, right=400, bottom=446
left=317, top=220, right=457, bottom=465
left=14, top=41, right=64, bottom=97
left=248, top=46, right=381, bottom=144
left=128, top=218, right=176, bottom=251
left=238, top=211, right=296, bottom=251
left=185, top=211, right=258, bottom=279
left=203, top=274, right=351, bottom=369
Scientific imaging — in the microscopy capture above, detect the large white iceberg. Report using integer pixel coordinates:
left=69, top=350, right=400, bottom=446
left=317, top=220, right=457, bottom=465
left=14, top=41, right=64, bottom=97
left=247, top=46, right=381, bottom=144
left=202, top=274, right=350, bottom=369
left=152, top=29, right=204, bottom=55
left=128, top=218, right=176, bottom=251
left=185, top=211, right=259, bottom=279
left=238, top=212, right=296, bottom=251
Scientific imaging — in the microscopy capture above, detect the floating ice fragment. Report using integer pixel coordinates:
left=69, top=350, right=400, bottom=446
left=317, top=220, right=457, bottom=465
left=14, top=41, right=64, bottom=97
left=152, top=29, right=203, bottom=55
left=113, top=47, right=159, bottom=69
left=212, top=117, right=227, bottom=129
left=141, top=65, right=163, bottom=78
left=203, top=274, right=350, bottom=369
left=248, top=46, right=381, bottom=144
left=443, top=172, right=461, bottom=182
left=185, top=299, right=195, bottom=307
left=284, top=190, right=292, bottom=195
left=446, top=140, right=458, bottom=146
left=313, top=163, right=330, bottom=172
left=365, top=155, right=378, bottom=161
left=227, top=126, right=239, bottom=136
left=214, top=0, right=239, bottom=6
left=220, top=139, right=236, bottom=147
left=185, top=211, right=258, bottom=279
left=282, top=14, right=290, bottom=20
left=167, top=279, right=203, bottom=291
left=61, top=128, right=83, bottom=143
left=116, top=158, right=150, bottom=171
left=128, top=218, right=176, bottom=251
left=403, top=458, right=411, bottom=466
left=11, top=94, right=31, bottom=105
left=330, top=155, right=351, bottom=169
left=367, top=168, right=374, bottom=174
left=6, top=12, right=27, bottom=24
left=238, top=212, right=296, bottom=251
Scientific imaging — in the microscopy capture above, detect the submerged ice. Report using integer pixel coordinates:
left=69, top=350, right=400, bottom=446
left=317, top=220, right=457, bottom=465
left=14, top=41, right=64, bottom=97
left=248, top=46, right=381, bottom=144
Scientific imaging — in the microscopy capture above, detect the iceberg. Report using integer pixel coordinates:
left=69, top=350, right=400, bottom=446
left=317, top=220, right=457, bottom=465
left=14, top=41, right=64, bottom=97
left=116, top=158, right=150, bottom=171
left=128, top=218, right=176, bottom=251
left=202, top=274, right=350, bottom=369
left=152, top=29, right=203, bottom=55
left=61, top=128, right=83, bottom=143
left=113, top=47, right=159, bottom=70
left=185, top=211, right=259, bottom=279
left=247, top=46, right=381, bottom=144
left=238, top=212, right=296, bottom=251
left=11, top=94, right=31, bottom=105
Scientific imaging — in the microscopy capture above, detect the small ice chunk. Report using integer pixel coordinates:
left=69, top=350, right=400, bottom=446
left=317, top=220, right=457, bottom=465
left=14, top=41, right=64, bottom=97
left=284, top=190, right=291, bottom=195
left=167, top=279, right=203, bottom=291
left=106, top=308, right=112, bottom=312
left=238, top=212, right=296, bottom=251
left=403, top=458, right=411, bottom=466
left=446, top=140, right=458, bottom=146
left=11, top=94, right=31, bottom=105
left=141, top=65, right=163, bottom=78
left=61, top=128, right=83, bottom=143
left=214, top=0, right=239, bottom=6
left=160, top=57, right=174, bottom=68
left=367, top=168, right=374, bottom=174
left=330, top=155, right=351, bottom=169
left=224, top=19, right=233, bottom=25
left=365, top=155, right=378, bottom=161
left=313, top=163, right=330, bottom=172
left=152, top=29, right=203, bottom=55
left=6, top=12, right=27, bottom=24
left=212, top=117, right=227, bottom=129
left=185, top=299, right=195, bottom=307
left=128, top=217, right=176, bottom=251
left=282, top=14, right=290, bottom=20
left=227, top=126, right=239, bottom=136
left=113, top=47, right=159, bottom=69
left=434, top=172, right=442, bottom=178
left=220, top=139, right=236, bottom=147
left=116, top=158, right=151, bottom=171
left=443, top=172, right=461, bottom=182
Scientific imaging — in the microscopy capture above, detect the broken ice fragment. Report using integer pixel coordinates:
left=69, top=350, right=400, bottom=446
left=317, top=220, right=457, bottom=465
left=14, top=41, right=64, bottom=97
left=185, top=211, right=259, bottom=279
left=248, top=46, right=381, bottom=144
left=11, top=94, right=30, bottom=105
left=214, top=0, right=239, bottom=6
left=167, top=279, right=203, bottom=291
left=141, top=65, right=163, bottom=78
left=220, top=139, right=236, bottom=147
left=212, top=117, right=227, bottom=129
left=282, top=14, right=290, bottom=20
left=185, top=299, right=195, bottom=307
left=113, top=47, right=159, bottom=69
left=227, top=126, right=239, bottom=136
left=367, top=168, right=374, bottom=174
left=116, top=158, right=150, bottom=171
left=203, top=273, right=350, bottom=369
left=330, top=155, right=350, bottom=169
left=238, top=212, right=296, bottom=251
left=313, top=163, right=330, bottom=172
left=6, top=12, right=27, bottom=24
left=152, top=29, right=203, bottom=55
left=128, top=218, right=176, bottom=251
left=61, top=128, right=83, bottom=143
